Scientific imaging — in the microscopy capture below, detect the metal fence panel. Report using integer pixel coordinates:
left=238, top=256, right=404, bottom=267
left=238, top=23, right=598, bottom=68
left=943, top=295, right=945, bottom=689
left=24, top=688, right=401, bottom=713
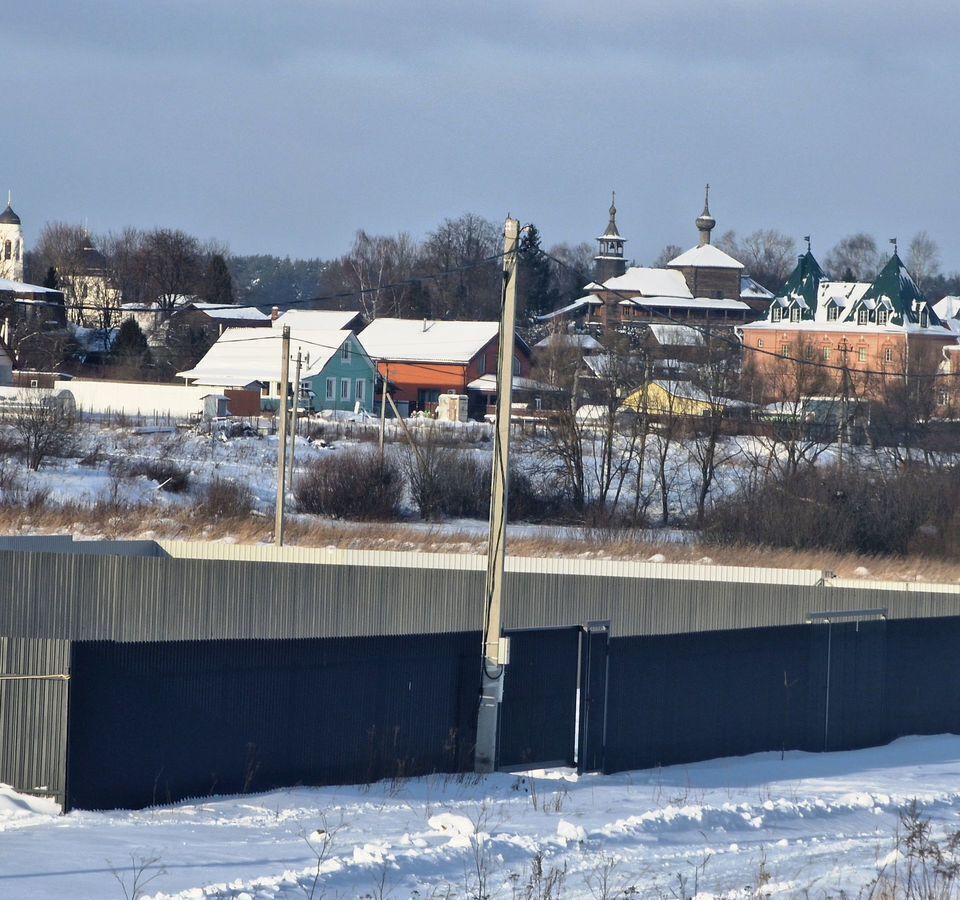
left=66, top=632, right=480, bottom=811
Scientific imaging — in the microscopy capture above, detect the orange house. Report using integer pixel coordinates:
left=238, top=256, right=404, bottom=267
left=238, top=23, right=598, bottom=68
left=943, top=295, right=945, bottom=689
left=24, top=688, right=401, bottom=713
left=357, top=318, right=530, bottom=417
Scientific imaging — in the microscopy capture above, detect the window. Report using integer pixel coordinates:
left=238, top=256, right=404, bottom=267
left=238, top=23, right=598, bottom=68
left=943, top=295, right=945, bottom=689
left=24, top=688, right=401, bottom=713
left=325, top=377, right=335, bottom=401
left=857, top=309, right=868, bottom=325
left=822, top=347, right=832, bottom=361
left=857, top=347, right=867, bottom=363
left=275, top=382, right=282, bottom=396
left=790, top=307, right=801, bottom=322
left=3, top=240, right=9, bottom=260
left=29, top=379, right=38, bottom=388
left=355, top=379, right=365, bottom=402
left=340, top=378, right=351, bottom=400
left=772, top=307, right=782, bottom=323
left=260, top=382, right=269, bottom=396
left=827, top=305, right=839, bottom=321
left=920, top=309, right=929, bottom=328
left=757, top=338, right=764, bottom=349
left=341, top=342, right=351, bottom=362
left=14, top=241, right=19, bottom=260
left=939, top=389, right=949, bottom=406
left=780, top=344, right=790, bottom=357
left=479, top=353, right=487, bottom=375
left=884, top=347, right=894, bottom=364
left=878, top=309, right=889, bottom=326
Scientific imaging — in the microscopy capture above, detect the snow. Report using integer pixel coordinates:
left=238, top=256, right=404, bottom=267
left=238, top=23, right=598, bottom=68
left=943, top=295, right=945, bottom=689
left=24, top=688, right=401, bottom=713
left=667, top=244, right=745, bottom=269
left=534, top=296, right=601, bottom=321
left=533, top=333, right=603, bottom=351
left=358, top=318, right=499, bottom=364
left=602, top=267, right=693, bottom=298
left=4, top=736, right=960, bottom=898
left=187, top=303, right=270, bottom=323
left=620, top=295, right=750, bottom=311
left=648, top=323, right=705, bottom=347
left=0, top=277, right=62, bottom=295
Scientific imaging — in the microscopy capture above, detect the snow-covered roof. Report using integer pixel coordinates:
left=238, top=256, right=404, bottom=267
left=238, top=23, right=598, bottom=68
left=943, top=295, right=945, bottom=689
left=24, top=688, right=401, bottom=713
left=933, top=296, right=960, bottom=321
left=533, top=332, right=603, bottom=351
left=740, top=275, right=775, bottom=300
left=178, top=328, right=357, bottom=385
left=619, top=296, right=750, bottom=312
left=667, top=244, right=744, bottom=270
left=817, top=281, right=870, bottom=312
left=358, top=318, right=499, bottom=364
left=466, top=374, right=555, bottom=393
left=647, top=324, right=705, bottom=347
left=602, top=267, right=692, bottom=299
left=273, top=309, right=360, bottom=331
left=744, top=319, right=957, bottom=337
left=535, top=296, right=602, bottom=321
left=0, top=278, right=62, bottom=295
left=187, top=302, right=270, bottom=323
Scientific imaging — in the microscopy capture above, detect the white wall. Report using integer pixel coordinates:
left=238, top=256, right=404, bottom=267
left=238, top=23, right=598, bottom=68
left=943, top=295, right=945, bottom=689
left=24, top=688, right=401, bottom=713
left=53, top=379, right=210, bottom=418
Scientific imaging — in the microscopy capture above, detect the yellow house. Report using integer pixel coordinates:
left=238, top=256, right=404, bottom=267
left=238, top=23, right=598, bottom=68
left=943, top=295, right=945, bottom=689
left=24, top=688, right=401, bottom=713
left=624, top=379, right=719, bottom=417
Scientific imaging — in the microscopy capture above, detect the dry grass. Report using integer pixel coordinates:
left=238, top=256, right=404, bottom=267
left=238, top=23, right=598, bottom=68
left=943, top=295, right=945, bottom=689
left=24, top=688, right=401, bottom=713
left=3, top=501, right=960, bottom=584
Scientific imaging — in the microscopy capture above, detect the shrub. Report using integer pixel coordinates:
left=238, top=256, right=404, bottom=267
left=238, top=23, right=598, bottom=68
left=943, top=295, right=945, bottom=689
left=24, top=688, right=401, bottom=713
left=196, top=478, right=254, bottom=519
left=295, top=449, right=403, bottom=520
left=129, top=459, right=191, bottom=493
left=406, top=445, right=491, bottom=521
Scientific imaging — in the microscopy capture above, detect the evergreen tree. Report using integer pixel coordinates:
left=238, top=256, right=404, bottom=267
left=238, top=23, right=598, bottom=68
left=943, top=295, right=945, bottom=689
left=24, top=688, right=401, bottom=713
left=112, top=318, right=151, bottom=370
left=518, top=224, right=558, bottom=320
left=200, top=253, right=235, bottom=305
left=42, top=266, right=58, bottom=290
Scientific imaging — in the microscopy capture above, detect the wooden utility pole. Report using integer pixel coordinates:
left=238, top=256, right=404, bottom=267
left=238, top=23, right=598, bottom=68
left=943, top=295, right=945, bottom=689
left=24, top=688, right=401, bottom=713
left=274, top=325, right=291, bottom=546
left=288, top=349, right=304, bottom=490
left=475, top=216, right=520, bottom=774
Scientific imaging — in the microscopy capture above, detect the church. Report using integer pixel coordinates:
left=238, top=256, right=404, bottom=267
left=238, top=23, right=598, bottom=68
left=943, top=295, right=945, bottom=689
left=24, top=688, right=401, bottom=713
left=541, top=189, right=768, bottom=332
left=0, top=194, right=24, bottom=283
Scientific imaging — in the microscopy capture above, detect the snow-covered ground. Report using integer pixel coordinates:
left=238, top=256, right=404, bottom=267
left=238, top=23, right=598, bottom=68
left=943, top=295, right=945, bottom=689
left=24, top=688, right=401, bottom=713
left=4, top=736, right=960, bottom=898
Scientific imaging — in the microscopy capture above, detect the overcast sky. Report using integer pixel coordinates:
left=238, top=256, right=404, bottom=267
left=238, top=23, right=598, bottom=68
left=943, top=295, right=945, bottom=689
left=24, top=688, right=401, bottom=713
left=6, top=1, right=960, bottom=269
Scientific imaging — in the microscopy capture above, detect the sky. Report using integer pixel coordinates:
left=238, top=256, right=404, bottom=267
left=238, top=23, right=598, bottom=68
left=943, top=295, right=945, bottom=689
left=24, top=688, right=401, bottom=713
left=6, top=1, right=960, bottom=269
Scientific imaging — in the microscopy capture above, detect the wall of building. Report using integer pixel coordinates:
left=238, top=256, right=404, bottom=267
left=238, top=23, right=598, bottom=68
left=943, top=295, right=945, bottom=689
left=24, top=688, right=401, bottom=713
left=670, top=265, right=741, bottom=300
left=53, top=379, right=209, bottom=418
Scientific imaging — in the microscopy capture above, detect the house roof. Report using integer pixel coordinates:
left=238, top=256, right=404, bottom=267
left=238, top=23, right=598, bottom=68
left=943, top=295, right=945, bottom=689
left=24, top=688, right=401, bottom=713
left=601, top=267, right=693, bottom=299
left=466, top=374, right=556, bottom=393
left=0, top=278, right=62, bottom=295
left=667, top=244, right=744, bottom=270
left=177, top=328, right=356, bottom=385
left=740, top=275, right=775, bottom=300
left=933, top=296, right=960, bottom=321
left=357, top=318, right=499, bottom=364
left=778, top=250, right=825, bottom=314
left=647, top=324, right=706, bottom=347
left=534, top=296, right=602, bottom=321
left=273, top=309, right=360, bottom=331
left=533, top=332, right=603, bottom=351
left=854, top=253, right=943, bottom=328
left=619, top=296, right=750, bottom=312
left=181, top=302, right=270, bottom=323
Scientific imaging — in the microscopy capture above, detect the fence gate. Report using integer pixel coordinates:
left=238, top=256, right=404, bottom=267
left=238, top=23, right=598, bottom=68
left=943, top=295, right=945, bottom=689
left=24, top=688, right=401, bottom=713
left=497, top=627, right=580, bottom=769
left=577, top=622, right=610, bottom=773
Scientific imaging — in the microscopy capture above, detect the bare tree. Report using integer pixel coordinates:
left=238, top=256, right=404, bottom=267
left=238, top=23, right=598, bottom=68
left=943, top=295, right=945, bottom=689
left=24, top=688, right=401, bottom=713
left=11, top=389, right=77, bottom=470
left=651, top=244, right=684, bottom=269
left=139, top=228, right=203, bottom=316
left=717, top=229, right=797, bottom=293
left=344, top=230, right=420, bottom=320
left=824, top=233, right=881, bottom=282
left=547, top=241, right=595, bottom=304
left=906, top=230, right=941, bottom=290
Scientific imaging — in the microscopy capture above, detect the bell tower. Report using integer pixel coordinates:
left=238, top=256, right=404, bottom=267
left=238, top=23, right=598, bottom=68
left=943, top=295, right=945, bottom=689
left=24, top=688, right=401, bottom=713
left=0, top=192, right=24, bottom=283
left=594, top=191, right=627, bottom=283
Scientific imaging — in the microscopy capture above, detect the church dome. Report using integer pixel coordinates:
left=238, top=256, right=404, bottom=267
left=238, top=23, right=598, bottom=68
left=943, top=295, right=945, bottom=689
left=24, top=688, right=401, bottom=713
left=80, top=241, right=107, bottom=273
left=0, top=205, right=21, bottom=226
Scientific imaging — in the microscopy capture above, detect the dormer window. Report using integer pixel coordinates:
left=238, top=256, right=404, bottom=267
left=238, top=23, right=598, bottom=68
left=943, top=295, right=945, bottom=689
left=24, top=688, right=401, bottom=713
left=920, top=309, right=929, bottom=328
left=827, top=305, right=839, bottom=321
left=790, top=307, right=801, bottom=322
left=877, top=309, right=889, bottom=326
left=857, top=309, right=868, bottom=325
left=772, top=307, right=782, bottom=323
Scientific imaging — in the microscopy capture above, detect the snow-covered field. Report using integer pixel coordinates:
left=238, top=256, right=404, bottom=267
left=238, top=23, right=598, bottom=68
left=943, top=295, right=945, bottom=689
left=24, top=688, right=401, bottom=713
left=4, top=736, right=960, bottom=898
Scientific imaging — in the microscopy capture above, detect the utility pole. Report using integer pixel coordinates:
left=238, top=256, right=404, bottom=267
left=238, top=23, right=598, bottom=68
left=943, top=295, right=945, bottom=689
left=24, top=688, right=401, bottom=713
left=475, top=216, right=520, bottom=774
left=274, top=325, right=291, bottom=547
left=379, top=361, right=388, bottom=463
left=288, top=349, right=304, bottom=490
left=836, top=338, right=851, bottom=477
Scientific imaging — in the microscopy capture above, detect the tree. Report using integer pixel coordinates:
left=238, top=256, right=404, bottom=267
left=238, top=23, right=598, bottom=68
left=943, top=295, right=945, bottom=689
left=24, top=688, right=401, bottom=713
left=518, top=224, right=558, bottom=320
left=546, top=241, right=594, bottom=306
left=651, top=244, right=683, bottom=268
left=906, top=231, right=941, bottom=290
left=824, top=234, right=881, bottom=282
left=11, top=390, right=77, bottom=470
left=419, top=213, right=501, bottom=320
left=112, top=318, right=151, bottom=371
left=200, top=253, right=235, bottom=305
left=716, top=229, right=796, bottom=293
left=42, top=267, right=58, bottom=290
left=139, top=228, right=203, bottom=315
left=344, top=230, right=420, bottom=320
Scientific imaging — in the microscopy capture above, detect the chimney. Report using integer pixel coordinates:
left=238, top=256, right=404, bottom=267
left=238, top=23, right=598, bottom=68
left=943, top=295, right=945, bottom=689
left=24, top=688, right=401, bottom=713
left=271, top=306, right=280, bottom=321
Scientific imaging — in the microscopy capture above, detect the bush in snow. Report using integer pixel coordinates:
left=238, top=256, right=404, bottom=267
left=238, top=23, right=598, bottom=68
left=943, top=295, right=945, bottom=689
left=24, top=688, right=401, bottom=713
left=295, top=448, right=403, bottom=520
left=405, top=445, right=489, bottom=520
left=196, top=477, right=254, bottom=520
left=128, top=459, right=191, bottom=493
